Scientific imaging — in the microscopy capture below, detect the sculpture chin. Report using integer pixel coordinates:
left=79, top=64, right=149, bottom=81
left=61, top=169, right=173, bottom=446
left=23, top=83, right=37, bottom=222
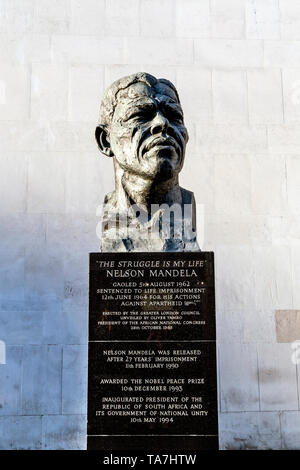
left=144, top=146, right=182, bottom=181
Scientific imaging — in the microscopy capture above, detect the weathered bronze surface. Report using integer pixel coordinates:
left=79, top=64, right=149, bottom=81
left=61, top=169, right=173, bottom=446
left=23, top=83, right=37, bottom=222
left=96, top=72, right=200, bottom=252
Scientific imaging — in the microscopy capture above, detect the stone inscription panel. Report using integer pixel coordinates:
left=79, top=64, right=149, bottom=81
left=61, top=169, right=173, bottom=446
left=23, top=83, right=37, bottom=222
left=88, top=341, right=218, bottom=436
left=89, top=252, right=215, bottom=341
left=88, top=252, right=218, bottom=450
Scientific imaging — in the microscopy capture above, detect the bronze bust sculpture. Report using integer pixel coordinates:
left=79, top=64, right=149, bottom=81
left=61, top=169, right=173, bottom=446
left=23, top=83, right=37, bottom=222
left=96, top=72, right=200, bottom=252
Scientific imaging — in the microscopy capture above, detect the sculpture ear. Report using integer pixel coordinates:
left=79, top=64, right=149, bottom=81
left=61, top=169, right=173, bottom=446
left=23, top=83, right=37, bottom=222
left=95, top=125, right=114, bottom=157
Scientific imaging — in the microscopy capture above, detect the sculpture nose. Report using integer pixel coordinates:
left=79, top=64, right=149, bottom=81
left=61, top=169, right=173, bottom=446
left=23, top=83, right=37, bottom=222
left=150, top=111, right=170, bottom=135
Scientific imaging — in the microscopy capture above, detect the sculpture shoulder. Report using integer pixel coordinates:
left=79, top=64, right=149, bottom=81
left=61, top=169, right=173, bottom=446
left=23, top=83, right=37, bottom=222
left=103, top=187, right=195, bottom=208
left=180, top=186, right=195, bottom=205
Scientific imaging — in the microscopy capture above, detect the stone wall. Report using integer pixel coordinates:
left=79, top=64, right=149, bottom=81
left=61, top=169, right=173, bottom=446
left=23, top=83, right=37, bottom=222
left=0, top=0, right=300, bottom=449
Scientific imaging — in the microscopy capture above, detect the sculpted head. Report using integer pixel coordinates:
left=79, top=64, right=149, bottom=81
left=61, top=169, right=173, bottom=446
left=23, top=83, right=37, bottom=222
left=95, top=72, right=189, bottom=182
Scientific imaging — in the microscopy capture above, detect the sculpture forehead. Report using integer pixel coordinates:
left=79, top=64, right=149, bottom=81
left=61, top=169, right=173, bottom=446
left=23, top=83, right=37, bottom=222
left=116, top=81, right=179, bottom=108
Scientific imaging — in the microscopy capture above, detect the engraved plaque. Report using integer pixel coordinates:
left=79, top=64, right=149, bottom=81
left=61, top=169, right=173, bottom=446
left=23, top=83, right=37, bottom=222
left=87, top=252, right=218, bottom=450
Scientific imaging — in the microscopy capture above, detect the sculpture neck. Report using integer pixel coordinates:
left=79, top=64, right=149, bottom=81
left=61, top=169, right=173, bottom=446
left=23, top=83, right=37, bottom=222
left=114, top=160, right=181, bottom=213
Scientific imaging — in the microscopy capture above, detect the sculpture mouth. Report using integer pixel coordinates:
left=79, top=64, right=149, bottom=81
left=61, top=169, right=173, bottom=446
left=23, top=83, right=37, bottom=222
left=144, top=136, right=180, bottom=154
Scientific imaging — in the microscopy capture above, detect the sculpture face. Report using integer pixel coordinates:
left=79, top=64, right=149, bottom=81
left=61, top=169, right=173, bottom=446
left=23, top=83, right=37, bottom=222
left=109, top=81, right=188, bottom=181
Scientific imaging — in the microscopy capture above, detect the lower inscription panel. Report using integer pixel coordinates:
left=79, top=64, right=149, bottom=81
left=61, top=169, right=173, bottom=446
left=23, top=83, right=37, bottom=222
left=88, top=341, right=217, bottom=436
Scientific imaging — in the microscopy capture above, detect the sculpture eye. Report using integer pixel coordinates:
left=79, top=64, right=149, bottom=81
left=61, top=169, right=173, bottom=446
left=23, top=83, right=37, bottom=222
left=163, top=104, right=183, bottom=123
left=125, top=106, right=155, bottom=121
left=169, top=107, right=184, bottom=123
left=172, top=112, right=183, bottom=123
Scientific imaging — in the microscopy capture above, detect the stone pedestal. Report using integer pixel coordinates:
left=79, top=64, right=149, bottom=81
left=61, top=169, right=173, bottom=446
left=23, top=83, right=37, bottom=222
left=87, top=252, right=218, bottom=450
